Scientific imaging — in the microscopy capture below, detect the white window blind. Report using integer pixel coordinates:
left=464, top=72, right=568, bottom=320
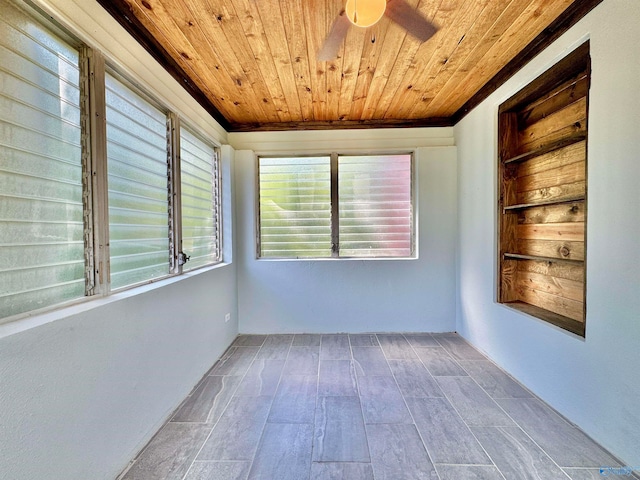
left=258, top=157, right=332, bottom=258
left=105, top=73, right=169, bottom=289
left=338, top=154, right=413, bottom=257
left=0, top=0, right=226, bottom=322
left=180, top=127, right=220, bottom=270
left=257, top=154, right=414, bottom=259
left=0, top=0, right=84, bottom=318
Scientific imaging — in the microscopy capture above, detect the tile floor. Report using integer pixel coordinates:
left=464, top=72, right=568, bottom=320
left=119, top=333, right=628, bottom=480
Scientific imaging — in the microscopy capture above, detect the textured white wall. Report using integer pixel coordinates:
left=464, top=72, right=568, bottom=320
left=455, top=0, right=640, bottom=466
left=0, top=1, right=238, bottom=479
left=233, top=129, right=458, bottom=334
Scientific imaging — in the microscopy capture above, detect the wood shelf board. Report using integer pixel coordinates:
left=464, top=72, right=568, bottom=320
left=504, top=253, right=584, bottom=265
left=503, top=301, right=585, bottom=337
left=502, top=132, right=587, bottom=164
left=504, top=195, right=585, bottom=211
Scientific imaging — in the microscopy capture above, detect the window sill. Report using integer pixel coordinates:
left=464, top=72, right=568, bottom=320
left=501, top=301, right=585, bottom=338
left=256, top=255, right=418, bottom=262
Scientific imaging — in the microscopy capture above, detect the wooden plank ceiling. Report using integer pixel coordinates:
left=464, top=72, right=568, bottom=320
left=97, top=0, right=602, bottom=131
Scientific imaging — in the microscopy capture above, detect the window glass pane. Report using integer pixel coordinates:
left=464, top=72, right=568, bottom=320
left=0, top=1, right=84, bottom=319
left=339, top=154, right=413, bottom=257
left=259, top=157, right=331, bottom=258
left=106, top=73, right=169, bottom=289
left=180, top=127, right=219, bottom=270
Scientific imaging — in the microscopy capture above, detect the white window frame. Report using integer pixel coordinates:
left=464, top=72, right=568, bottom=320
left=177, top=121, right=222, bottom=272
left=256, top=152, right=416, bottom=260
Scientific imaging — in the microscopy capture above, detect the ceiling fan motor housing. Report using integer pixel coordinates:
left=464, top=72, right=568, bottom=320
left=345, top=0, right=387, bottom=27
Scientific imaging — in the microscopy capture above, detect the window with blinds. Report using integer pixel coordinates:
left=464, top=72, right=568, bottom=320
left=257, top=154, right=414, bottom=259
left=0, top=0, right=84, bottom=317
left=180, top=127, right=220, bottom=270
left=339, top=154, right=413, bottom=258
left=258, top=157, right=332, bottom=258
left=105, top=74, right=170, bottom=290
left=0, top=0, right=223, bottom=323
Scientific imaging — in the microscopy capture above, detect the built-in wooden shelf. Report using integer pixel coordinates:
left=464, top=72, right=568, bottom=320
left=497, top=42, right=589, bottom=336
left=503, top=195, right=585, bottom=211
left=502, top=132, right=587, bottom=164
left=503, top=252, right=584, bottom=265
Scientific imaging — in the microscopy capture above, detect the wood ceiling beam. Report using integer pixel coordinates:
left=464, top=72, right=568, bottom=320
left=227, top=117, right=453, bottom=132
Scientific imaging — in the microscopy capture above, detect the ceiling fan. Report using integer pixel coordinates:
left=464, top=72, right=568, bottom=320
left=318, top=0, right=438, bottom=61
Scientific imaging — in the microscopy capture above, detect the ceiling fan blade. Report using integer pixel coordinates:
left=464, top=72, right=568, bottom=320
left=317, top=11, right=351, bottom=61
left=385, top=0, right=438, bottom=42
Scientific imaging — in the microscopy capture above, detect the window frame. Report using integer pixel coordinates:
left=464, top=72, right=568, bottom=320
left=103, top=66, right=174, bottom=292
left=0, top=0, right=223, bottom=325
left=0, top=0, right=87, bottom=318
left=255, top=151, right=416, bottom=261
left=177, top=121, right=222, bottom=272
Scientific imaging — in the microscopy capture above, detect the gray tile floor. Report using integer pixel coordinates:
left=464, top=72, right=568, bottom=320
left=119, top=333, right=627, bottom=480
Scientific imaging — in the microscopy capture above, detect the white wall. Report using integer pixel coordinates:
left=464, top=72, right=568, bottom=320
left=0, top=1, right=238, bottom=479
left=455, top=0, right=640, bottom=467
left=231, top=129, right=457, bottom=334
left=0, top=266, right=237, bottom=480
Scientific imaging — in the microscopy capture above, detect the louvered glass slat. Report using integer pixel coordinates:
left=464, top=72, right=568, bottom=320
left=338, top=154, right=413, bottom=258
left=259, top=157, right=331, bottom=258
left=180, top=127, right=219, bottom=270
left=0, top=1, right=83, bottom=320
left=106, top=73, right=169, bottom=289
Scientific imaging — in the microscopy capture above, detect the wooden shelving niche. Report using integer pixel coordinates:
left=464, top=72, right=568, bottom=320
left=497, top=42, right=590, bottom=336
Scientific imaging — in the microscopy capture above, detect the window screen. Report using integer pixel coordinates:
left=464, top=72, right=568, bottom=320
left=180, top=127, right=220, bottom=270
left=339, top=154, right=413, bottom=257
left=105, top=73, right=169, bottom=289
left=0, top=0, right=84, bottom=318
left=258, top=157, right=332, bottom=258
